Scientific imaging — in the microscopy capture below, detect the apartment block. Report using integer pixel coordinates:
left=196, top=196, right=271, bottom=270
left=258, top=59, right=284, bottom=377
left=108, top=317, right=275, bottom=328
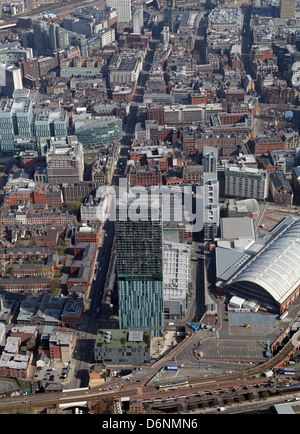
left=225, top=165, right=269, bottom=201
left=163, top=231, right=191, bottom=317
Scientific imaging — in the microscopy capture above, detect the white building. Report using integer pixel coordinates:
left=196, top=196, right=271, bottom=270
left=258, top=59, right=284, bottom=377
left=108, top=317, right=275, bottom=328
left=291, top=61, right=300, bottom=88
left=161, top=26, right=170, bottom=51
left=106, top=0, right=131, bottom=23
left=0, top=63, right=23, bottom=97
left=109, top=55, right=143, bottom=85
left=97, top=27, right=116, bottom=49
left=203, top=146, right=220, bottom=241
left=80, top=188, right=111, bottom=223
left=132, top=2, right=143, bottom=34
left=225, top=165, right=270, bottom=201
left=163, top=232, right=191, bottom=317
left=209, top=8, right=244, bottom=31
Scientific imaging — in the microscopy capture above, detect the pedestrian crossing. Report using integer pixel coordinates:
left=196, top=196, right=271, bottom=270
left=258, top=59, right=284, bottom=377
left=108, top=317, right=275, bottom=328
left=274, top=317, right=290, bottom=328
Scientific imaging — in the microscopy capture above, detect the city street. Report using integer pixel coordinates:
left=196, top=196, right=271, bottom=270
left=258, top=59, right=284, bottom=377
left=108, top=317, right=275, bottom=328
left=68, top=219, right=116, bottom=388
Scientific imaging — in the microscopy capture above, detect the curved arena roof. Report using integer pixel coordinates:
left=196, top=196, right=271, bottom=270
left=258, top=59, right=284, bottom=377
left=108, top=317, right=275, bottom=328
left=228, top=217, right=300, bottom=306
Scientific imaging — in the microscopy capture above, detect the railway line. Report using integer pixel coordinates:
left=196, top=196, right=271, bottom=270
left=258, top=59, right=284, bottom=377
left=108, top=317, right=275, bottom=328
left=0, top=335, right=297, bottom=412
left=0, top=0, right=103, bottom=28
left=0, top=329, right=297, bottom=413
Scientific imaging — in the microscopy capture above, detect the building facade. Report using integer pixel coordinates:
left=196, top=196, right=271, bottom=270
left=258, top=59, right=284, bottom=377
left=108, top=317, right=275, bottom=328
left=94, top=329, right=151, bottom=365
left=44, top=136, right=84, bottom=184
left=203, top=146, right=220, bottom=240
left=163, top=234, right=191, bottom=317
left=225, top=165, right=269, bottom=201
left=116, top=198, right=164, bottom=337
left=106, top=0, right=131, bottom=23
left=280, top=0, right=296, bottom=19
left=74, top=117, right=122, bottom=146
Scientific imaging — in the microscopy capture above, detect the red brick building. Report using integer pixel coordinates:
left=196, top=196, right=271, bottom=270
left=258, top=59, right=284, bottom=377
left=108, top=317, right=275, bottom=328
left=253, top=136, right=285, bottom=154
left=4, top=188, right=33, bottom=206
left=181, top=131, right=248, bottom=155
left=126, top=164, right=162, bottom=187
left=147, top=105, right=164, bottom=125
left=261, top=157, right=275, bottom=173
left=0, top=278, right=52, bottom=293
left=112, top=83, right=136, bottom=101
left=252, top=47, right=274, bottom=62
left=67, top=243, right=97, bottom=290
left=74, top=226, right=101, bottom=243
left=4, top=185, right=63, bottom=209
left=11, top=263, right=54, bottom=278
left=49, top=332, right=76, bottom=362
left=188, top=91, right=207, bottom=105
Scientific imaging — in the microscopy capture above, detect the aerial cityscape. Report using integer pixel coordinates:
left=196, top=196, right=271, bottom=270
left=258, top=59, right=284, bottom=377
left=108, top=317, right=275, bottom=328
left=0, top=0, right=299, bottom=417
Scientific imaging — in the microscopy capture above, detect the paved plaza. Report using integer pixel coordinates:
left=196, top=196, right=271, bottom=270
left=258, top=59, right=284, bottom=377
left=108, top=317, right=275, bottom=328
left=229, top=313, right=278, bottom=326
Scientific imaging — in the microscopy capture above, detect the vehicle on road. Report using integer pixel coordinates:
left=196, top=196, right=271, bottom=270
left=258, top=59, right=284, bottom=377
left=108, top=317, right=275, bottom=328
left=158, top=381, right=189, bottom=390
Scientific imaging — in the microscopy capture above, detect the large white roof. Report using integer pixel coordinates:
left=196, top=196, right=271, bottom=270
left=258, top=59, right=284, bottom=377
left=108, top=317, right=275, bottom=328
left=229, top=216, right=300, bottom=305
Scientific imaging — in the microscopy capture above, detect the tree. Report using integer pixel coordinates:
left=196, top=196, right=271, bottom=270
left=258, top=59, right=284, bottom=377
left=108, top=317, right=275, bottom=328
left=64, top=200, right=82, bottom=214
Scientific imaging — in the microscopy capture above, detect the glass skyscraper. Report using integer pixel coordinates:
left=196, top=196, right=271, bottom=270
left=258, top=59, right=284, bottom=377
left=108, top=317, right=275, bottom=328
left=33, top=108, right=68, bottom=148
left=116, top=198, right=164, bottom=337
left=164, top=7, right=176, bottom=33
left=0, top=93, right=33, bottom=153
left=74, top=117, right=122, bottom=147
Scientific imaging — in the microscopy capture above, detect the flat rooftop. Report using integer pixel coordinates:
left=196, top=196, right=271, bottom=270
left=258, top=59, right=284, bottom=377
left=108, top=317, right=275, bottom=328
left=220, top=217, right=255, bottom=240
left=95, top=329, right=151, bottom=349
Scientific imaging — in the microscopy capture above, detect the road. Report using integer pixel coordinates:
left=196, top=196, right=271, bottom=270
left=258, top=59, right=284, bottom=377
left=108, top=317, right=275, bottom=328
left=68, top=219, right=116, bottom=388
left=0, top=336, right=297, bottom=414
left=1, top=6, right=299, bottom=414
left=62, top=37, right=160, bottom=388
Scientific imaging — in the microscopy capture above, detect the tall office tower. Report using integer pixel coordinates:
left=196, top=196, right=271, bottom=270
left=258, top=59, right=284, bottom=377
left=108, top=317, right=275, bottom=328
left=164, top=7, right=176, bottom=33
left=56, top=26, right=70, bottom=50
left=21, top=31, right=35, bottom=50
left=106, top=0, right=131, bottom=23
left=161, top=26, right=170, bottom=51
left=48, top=23, right=57, bottom=51
left=132, top=2, right=143, bottom=34
left=280, top=0, right=296, bottom=19
left=48, top=23, right=70, bottom=51
left=32, top=19, right=49, bottom=55
left=203, top=146, right=219, bottom=241
left=116, top=196, right=164, bottom=337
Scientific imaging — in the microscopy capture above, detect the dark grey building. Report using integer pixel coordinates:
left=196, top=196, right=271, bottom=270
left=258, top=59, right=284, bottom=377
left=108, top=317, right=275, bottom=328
left=94, top=329, right=151, bottom=365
